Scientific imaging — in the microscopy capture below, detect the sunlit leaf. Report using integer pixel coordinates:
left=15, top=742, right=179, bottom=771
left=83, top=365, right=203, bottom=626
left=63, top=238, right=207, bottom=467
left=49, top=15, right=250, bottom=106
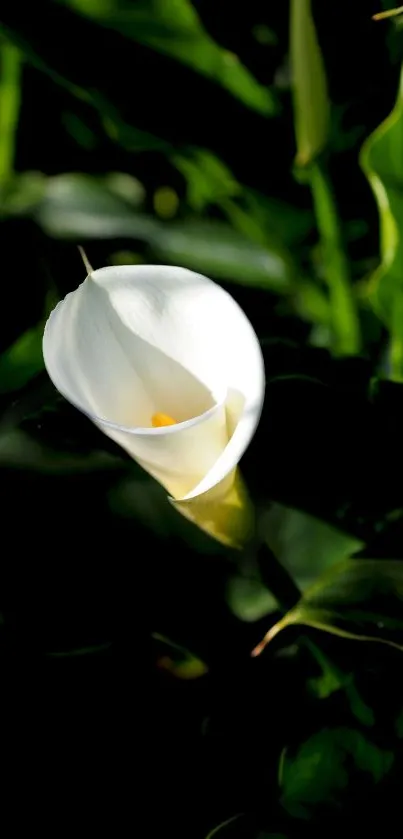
left=290, top=0, right=330, bottom=165
left=57, top=0, right=278, bottom=116
left=360, top=66, right=403, bottom=377
left=253, top=560, right=403, bottom=656
left=36, top=172, right=149, bottom=239
left=153, top=220, right=294, bottom=292
left=18, top=171, right=294, bottom=293
left=281, top=727, right=393, bottom=819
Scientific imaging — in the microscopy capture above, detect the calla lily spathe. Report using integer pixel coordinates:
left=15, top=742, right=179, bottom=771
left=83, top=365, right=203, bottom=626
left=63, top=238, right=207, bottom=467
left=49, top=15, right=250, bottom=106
left=43, top=265, right=265, bottom=547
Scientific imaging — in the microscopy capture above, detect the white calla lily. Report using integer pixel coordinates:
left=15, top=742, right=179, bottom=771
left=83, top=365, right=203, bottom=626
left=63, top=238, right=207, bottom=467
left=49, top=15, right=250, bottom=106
left=43, top=265, right=265, bottom=547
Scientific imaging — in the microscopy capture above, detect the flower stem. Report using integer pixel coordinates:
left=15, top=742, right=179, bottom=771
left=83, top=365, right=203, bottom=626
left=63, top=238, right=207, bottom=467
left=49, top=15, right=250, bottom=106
left=0, top=40, right=22, bottom=184
left=310, top=161, right=361, bottom=355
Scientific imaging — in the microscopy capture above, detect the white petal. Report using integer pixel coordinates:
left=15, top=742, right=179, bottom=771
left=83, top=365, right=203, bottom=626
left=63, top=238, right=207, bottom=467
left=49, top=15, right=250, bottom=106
left=100, top=401, right=228, bottom=499
left=43, top=265, right=264, bottom=500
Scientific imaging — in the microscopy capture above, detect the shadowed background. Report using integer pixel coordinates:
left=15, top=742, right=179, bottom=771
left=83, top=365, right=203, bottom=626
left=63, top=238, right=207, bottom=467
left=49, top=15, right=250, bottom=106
left=1, top=1, right=403, bottom=836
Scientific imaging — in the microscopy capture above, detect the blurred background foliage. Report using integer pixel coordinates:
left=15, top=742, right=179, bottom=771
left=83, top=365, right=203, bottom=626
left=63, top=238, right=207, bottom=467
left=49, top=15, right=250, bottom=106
left=2, top=0, right=403, bottom=835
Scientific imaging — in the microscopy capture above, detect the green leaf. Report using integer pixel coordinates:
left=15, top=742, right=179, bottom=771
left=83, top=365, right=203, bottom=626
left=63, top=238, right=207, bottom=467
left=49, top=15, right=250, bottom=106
left=0, top=40, right=21, bottom=183
left=17, top=170, right=294, bottom=293
left=281, top=728, right=393, bottom=819
left=174, top=149, right=240, bottom=212
left=0, top=19, right=171, bottom=156
left=228, top=507, right=361, bottom=624
left=153, top=220, right=294, bottom=292
left=35, top=172, right=151, bottom=239
left=306, top=645, right=375, bottom=726
left=226, top=575, right=277, bottom=622
left=0, top=170, right=46, bottom=216
left=373, top=6, right=403, bottom=20
left=174, top=158, right=313, bottom=250
left=0, top=429, right=121, bottom=474
left=360, top=66, right=403, bottom=378
left=263, top=504, right=363, bottom=591
left=309, top=163, right=361, bottom=355
left=290, top=0, right=330, bottom=165
left=253, top=560, right=403, bottom=656
left=243, top=191, right=314, bottom=248
left=57, top=0, right=278, bottom=116
left=0, top=323, right=44, bottom=394
left=289, top=1, right=360, bottom=354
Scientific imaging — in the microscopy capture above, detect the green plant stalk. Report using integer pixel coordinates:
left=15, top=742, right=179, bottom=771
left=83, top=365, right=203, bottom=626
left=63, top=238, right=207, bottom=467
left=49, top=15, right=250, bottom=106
left=0, top=40, right=22, bottom=183
left=310, top=162, right=361, bottom=355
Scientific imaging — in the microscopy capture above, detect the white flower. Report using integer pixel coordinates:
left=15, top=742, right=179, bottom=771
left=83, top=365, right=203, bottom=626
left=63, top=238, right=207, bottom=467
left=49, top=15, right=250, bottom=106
left=43, top=265, right=265, bottom=547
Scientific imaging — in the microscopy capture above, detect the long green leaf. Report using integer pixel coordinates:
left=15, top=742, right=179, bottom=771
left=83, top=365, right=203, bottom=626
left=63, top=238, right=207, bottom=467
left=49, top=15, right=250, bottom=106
left=0, top=40, right=21, bottom=182
left=290, top=1, right=359, bottom=353
left=360, top=66, right=403, bottom=378
left=153, top=220, right=294, bottom=292
left=0, top=19, right=171, bottom=155
left=309, top=163, right=361, bottom=355
left=36, top=172, right=153, bottom=239
left=56, top=0, right=278, bottom=116
left=373, top=6, right=403, bottom=20
left=8, top=171, right=295, bottom=293
left=290, top=0, right=329, bottom=165
left=253, top=559, right=403, bottom=655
